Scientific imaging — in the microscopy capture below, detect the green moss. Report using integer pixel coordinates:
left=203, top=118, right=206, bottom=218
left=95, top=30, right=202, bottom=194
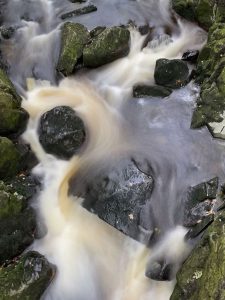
left=0, top=137, right=21, bottom=179
left=0, top=69, right=21, bottom=106
left=0, top=251, right=55, bottom=299
left=83, top=27, right=130, bottom=68
left=57, top=22, right=90, bottom=76
left=0, top=108, right=28, bottom=136
left=171, top=212, right=225, bottom=300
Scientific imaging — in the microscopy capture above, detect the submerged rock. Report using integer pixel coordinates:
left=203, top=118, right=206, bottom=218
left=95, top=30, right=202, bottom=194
left=154, top=59, right=189, bottom=89
left=57, top=22, right=90, bottom=76
left=78, top=158, right=154, bottom=241
left=133, top=84, right=172, bottom=98
left=0, top=251, right=55, bottom=299
left=0, top=137, right=21, bottom=179
left=0, top=181, right=36, bottom=265
left=146, top=260, right=173, bottom=281
left=39, top=106, right=86, bottom=159
left=61, top=5, right=97, bottom=20
left=83, top=27, right=130, bottom=68
left=171, top=212, right=225, bottom=300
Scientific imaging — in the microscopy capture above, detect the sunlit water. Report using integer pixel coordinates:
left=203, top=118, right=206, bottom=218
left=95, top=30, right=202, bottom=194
left=1, top=0, right=225, bottom=299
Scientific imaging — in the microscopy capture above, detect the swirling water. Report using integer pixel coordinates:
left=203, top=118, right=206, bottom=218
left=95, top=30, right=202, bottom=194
left=1, top=0, right=225, bottom=299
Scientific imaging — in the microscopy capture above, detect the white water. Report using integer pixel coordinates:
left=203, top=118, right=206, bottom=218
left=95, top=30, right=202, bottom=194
left=2, top=0, right=225, bottom=299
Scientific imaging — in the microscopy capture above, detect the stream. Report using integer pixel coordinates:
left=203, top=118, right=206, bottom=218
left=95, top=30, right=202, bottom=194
left=1, top=0, right=225, bottom=299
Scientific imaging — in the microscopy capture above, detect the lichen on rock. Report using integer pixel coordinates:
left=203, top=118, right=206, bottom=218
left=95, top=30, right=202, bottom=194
left=170, top=212, right=225, bottom=300
left=83, top=26, right=130, bottom=68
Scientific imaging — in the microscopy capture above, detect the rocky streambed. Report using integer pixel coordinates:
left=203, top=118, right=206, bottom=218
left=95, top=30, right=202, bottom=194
left=0, top=0, right=225, bottom=299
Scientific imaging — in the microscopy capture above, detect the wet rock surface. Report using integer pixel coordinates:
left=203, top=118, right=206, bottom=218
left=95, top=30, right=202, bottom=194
left=0, top=137, right=21, bottom=179
left=76, top=158, right=154, bottom=241
left=83, top=26, right=130, bottom=68
left=0, top=251, right=55, bottom=299
left=57, top=22, right=90, bottom=76
left=133, top=84, right=172, bottom=98
left=182, top=50, right=199, bottom=63
left=39, top=106, right=86, bottom=160
left=0, top=68, right=28, bottom=136
left=0, top=180, right=36, bottom=265
left=183, top=178, right=218, bottom=239
left=172, top=0, right=225, bottom=30
left=170, top=212, right=225, bottom=300
left=154, top=59, right=189, bottom=89
left=61, top=5, right=97, bottom=20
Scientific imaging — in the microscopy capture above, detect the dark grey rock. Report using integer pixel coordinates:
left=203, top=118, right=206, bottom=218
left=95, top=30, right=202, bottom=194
left=185, top=214, right=214, bottom=240
left=183, top=177, right=218, bottom=228
left=182, top=50, right=199, bottom=63
left=146, top=260, right=173, bottom=281
left=78, top=158, right=154, bottom=241
left=133, top=84, right=172, bottom=98
left=61, top=5, right=97, bottom=20
left=154, top=59, right=189, bottom=89
left=38, top=106, right=86, bottom=160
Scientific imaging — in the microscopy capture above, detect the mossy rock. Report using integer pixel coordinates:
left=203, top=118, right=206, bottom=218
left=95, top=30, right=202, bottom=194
left=0, top=251, right=55, bottom=299
left=0, top=137, right=21, bottom=179
left=170, top=212, right=225, bottom=300
left=172, top=0, right=221, bottom=30
left=0, top=68, right=21, bottom=105
left=0, top=107, right=29, bottom=136
left=0, top=180, right=36, bottom=265
left=191, top=23, right=225, bottom=132
left=57, top=22, right=90, bottom=76
left=83, top=26, right=130, bottom=68
left=154, top=59, right=189, bottom=89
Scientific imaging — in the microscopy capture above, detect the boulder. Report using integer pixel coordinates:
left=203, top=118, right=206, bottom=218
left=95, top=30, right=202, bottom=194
left=0, top=68, right=21, bottom=105
left=38, top=106, right=86, bottom=159
left=0, top=107, right=29, bottom=136
left=133, top=84, right=172, bottom=98
left=191, top=23, right=225, bottom=132
left=83, top=27, right=130, bottom=68
left=0, top=251, right=55, bottom=299
left=78, top=158, right=154, bottom=241
left=0, top=137, right=21, bottom=179
left=61, top=5, right=97, bottom=20
left=172, top=0, right=225, bottom=31
left=0, top=181, right=36, bottom=265
left=154, top=59, right=189, bottom=89
left=0, top=69, right=28, bottom=135
left=170, top=212, right=225, bottom=300
left=57, top=22, right=90, bottom=76
left=183, top=178, right=218, bottom=238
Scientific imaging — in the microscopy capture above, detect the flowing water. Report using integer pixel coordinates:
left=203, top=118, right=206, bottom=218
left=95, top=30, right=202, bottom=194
left=1, top=0, right=225, bottom=299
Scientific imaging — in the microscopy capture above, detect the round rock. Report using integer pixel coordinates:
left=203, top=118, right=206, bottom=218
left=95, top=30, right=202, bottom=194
left=38, top=106, right=86, bottom=159
left=154, top=59, right=189, bottom=89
